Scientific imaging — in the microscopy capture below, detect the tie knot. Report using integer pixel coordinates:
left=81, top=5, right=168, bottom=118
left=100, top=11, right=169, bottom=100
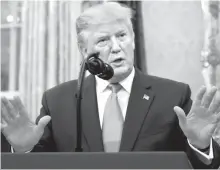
left=109, top=83, right=122, bottom=93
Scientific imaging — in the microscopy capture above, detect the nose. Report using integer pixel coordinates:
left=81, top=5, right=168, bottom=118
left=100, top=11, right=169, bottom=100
left=110, top=36, right=121, bottom=54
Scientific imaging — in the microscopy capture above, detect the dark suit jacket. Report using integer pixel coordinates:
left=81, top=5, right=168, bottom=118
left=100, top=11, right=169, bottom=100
left=1, top=69, right=220, bottom=168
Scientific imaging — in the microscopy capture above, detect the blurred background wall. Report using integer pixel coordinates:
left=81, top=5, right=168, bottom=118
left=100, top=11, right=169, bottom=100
left=1, top=0, right=220, bottom=143
left=143, top=1, right=205, bottom=99
left=142, top=1, right=220, bottom=99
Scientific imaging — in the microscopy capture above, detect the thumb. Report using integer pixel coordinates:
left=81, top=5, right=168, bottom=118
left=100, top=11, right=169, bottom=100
left=174, top=106, right=187, bottom=130
left=37, top=115, right=51, bottom=131
left=0, top=123, right=7, bottom=131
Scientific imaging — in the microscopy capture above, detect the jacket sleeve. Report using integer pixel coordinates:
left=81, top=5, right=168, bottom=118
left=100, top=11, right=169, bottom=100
left=1, top=133, right=11, bottom=152
left=31, top=92, right=57, bottom=152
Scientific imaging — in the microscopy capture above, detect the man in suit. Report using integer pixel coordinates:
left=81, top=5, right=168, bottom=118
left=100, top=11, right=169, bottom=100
left=1, top=2, right=220, bottom=169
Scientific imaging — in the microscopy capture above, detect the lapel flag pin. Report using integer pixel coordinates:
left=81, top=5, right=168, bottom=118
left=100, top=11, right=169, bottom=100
left=143, top=94, right=150, bottom=100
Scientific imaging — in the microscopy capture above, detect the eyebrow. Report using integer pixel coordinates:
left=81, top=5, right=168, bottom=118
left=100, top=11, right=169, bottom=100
left=94, top=33, right=109, bottom=39
left=94, top=28, right=127, bottom=40
left=116, top=30, right=126, bottom=34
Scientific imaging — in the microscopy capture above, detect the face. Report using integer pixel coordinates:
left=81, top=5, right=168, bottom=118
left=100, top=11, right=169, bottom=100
left=82, top=21, right=135, bottom=83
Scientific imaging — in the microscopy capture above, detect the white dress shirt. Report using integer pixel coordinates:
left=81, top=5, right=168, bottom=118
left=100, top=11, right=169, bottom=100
left=95, top=67, right=135, bottom=127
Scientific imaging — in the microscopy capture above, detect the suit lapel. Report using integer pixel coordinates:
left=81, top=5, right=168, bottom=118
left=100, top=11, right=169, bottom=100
left=120, top=70, right=155, bottom=151
left=81, top=75, right=104, bottom=151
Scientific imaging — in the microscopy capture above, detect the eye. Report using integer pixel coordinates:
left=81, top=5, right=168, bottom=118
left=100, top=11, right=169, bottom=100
left=97, top=38, right=108, bottom=46
left=120, top=33, right=126, bottom=37
left=117, top=32, right=127, bottom=40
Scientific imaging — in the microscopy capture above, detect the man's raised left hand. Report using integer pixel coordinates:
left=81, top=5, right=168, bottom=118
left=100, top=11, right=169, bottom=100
left=174, top=86, right=220, bottom=149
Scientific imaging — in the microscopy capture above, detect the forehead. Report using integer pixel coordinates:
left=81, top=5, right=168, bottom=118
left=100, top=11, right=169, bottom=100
left=88, top=21, right=131, bottom=38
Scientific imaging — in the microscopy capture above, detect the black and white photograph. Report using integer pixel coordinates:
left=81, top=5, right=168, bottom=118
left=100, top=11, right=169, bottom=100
left=1, top=0, right=220, bottom=169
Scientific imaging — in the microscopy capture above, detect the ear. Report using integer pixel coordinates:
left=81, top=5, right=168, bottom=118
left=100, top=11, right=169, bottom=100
left=132, top=40, right=135, bottom=50
left=132, top=33, right=135, bottom=50
left=78, top=44, right=88, bottom=58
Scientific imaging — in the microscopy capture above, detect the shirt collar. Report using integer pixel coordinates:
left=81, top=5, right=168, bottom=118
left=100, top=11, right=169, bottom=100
left=95, top=67, right=135, bottom=94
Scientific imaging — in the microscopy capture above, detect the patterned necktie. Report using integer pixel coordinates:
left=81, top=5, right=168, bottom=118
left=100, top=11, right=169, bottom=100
left=102, top=83, right=124, bottom=152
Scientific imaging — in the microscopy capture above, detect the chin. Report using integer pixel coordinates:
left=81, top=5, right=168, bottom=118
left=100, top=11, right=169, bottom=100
left=110, top=67, right=132, bottom=83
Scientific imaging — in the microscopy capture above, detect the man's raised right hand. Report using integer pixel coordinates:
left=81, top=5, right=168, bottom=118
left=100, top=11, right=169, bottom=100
left=1, top=96, right=51, bottom=153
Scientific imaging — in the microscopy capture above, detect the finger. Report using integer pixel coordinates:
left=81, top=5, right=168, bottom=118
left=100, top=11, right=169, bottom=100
left=209, top=96, right=220, bottom=113
left=194, top=86, right=206, bottom=107
left=201, top=86, right=217, bottom=108
left=12, top=96, right=28, bottom=117
left=1, top=116, right=7, bottom=123
left=1, top=97, right=17, bottom=120
left=1, top=117, right=8, bottom=129
left=1, top=102, right=12, bottom=124
left=36, top=116, right=51, bottom=132
left=174, top=106, right=187, bottom=130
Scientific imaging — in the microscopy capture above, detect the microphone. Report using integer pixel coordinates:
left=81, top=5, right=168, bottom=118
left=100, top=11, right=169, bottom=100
left=75, top=53, right=114, bottom=152
left=86, top=53, right=114, bottom=80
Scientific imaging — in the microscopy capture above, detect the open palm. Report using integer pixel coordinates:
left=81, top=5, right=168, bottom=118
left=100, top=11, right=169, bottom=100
left=174, top=86, right=220, bottom=149
left=1, top=97, right=51, bottom=152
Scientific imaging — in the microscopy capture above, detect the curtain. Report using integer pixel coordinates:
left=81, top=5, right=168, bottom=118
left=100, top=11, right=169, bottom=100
left=18, top=1, right=82, bottom=121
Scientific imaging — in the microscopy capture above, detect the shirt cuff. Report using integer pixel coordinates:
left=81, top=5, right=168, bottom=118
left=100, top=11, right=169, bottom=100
left=188, top=138, right=213, bottom=165
left=11, top=146, right=32, bottom=153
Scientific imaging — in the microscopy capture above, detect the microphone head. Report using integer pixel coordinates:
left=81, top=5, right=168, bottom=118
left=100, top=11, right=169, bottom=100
left=86, top=52, right=114, bottom=80
left=97, top=63, right=114, bottom=80
left=86, top=53, right=103, bottom=74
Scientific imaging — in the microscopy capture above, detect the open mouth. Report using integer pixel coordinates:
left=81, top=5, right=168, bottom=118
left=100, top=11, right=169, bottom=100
left=110, top=58, right=124, bottom=67
left=112, top=58, right=123, bottom=63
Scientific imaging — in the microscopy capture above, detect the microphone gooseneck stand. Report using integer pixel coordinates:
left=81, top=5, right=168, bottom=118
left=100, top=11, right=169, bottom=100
left=75, top=53, right=114, bottom=152
left=75, top=58, right=87, bottom=152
